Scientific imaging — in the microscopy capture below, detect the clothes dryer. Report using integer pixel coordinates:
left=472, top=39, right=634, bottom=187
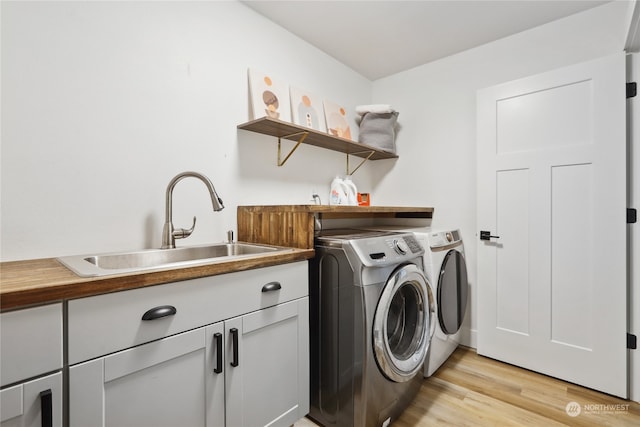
left=421, top=229, right=468, bottom=377
left=308, top=230, right=434, bottom=427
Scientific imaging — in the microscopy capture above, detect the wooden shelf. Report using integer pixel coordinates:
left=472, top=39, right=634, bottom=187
left=237, top=117, right=398, bottom=166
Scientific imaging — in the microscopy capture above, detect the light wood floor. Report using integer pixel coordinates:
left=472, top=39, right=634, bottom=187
left=296, top=346, right=640, bottom=426
left=394, top=346, right=640, bottom=426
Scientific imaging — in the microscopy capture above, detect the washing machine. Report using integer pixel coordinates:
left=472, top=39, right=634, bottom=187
left=356, top=226, right=469, bottom=377
left=308, top=229, right=435, bottom=427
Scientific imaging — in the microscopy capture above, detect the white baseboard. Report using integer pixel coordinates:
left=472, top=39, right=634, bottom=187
left=460, top=326, right=477, bottom=349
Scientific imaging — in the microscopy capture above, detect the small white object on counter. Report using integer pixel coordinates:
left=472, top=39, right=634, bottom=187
left=329, top=176, right=347, bottom=205
left=329, top=176, right=358, bottom=206
left=343, top=176, right=358, bottom=206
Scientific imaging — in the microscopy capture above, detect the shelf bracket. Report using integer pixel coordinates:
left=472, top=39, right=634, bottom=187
left=346, top=150, right=375, bottom=175
left=277, top=131, right=308, bottom=166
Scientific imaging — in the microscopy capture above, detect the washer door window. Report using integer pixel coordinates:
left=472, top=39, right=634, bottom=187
left=373, top=264, right=430, bottom=383
left=438, top=250, right=468, bottom=335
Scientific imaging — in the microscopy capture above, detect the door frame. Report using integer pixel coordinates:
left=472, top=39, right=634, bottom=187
left=628, top=53, right=640, bottom=403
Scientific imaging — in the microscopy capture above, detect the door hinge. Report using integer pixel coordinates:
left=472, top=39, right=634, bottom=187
left=629, top=208, right=637, bottom=224
left=627, top=82, right=637, bottom=98
left=628, top=333, right=637, bottom=350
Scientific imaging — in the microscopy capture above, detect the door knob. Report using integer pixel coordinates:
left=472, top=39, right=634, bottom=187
left=480, top=231, right=500, bottom=241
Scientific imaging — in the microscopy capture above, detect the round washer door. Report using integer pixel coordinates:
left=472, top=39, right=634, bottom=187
left=437, top=250, right=468, bottom=335
left=373, top=264, right=431, bottom=383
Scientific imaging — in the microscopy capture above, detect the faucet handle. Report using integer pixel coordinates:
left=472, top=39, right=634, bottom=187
left=173, top=216, right=197, bottom=240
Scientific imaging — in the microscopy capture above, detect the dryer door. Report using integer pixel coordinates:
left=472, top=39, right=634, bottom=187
left=438, top=250, right=468, bottom=335
left=373, top=264, right=431, bottom=383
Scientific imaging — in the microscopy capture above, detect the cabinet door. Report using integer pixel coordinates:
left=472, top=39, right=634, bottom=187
left=69, top=324, right=224, bottom=427
left=0, top=304, right=62, bottom=387
left=226, top=297, right=309, bottom=427
left=0, top=372, right=62, bottom=427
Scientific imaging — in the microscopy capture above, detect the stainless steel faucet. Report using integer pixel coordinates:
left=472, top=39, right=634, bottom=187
left=161, top=171, right=224, bottom=249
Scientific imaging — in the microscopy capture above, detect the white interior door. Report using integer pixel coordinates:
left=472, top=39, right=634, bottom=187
left=477, top=52, right=627, bottom=398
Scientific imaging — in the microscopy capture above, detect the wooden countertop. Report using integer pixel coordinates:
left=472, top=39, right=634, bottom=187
left=238, top=205, right=433, bottom=218
left=0, top=248, right=314, bottom=311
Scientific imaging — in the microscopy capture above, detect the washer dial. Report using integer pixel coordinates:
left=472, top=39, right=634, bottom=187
left=393, top=238, right=409, bottom=255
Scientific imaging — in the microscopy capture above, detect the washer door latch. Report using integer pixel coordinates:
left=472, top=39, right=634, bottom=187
left=480, top=231, right=500, bottom=241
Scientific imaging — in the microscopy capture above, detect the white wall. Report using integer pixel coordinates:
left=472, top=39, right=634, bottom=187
left=0, top=1, right=374, bottom=261
left=370, top=1, right=632, bottom=349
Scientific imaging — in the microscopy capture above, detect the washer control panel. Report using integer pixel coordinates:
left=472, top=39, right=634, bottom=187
left=316, top=231, right=425, bottom=267
left=363, top=234, right=423, bottom=266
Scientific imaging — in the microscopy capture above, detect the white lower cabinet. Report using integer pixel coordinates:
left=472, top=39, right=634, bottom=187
left=68, top=262, right=309, bottom=427
left=0, top=303, right=63, bottom=427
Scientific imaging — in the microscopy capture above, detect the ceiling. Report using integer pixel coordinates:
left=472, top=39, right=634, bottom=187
left=242, top=0, right=612, bottom=80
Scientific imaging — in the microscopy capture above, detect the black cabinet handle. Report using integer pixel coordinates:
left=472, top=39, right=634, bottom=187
left=261, top=281, right=282, bottom=293
left=141, top=305, right=177, bottom=321
left=213, top=332, right=223, bottom=374
left=230, top=328, right=239, bottom=367
left=40, top=389, right=52, bottom=427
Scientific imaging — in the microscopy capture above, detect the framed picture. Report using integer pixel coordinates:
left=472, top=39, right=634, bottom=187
left=248, top=69, right=291, bottom=122
left=323, top=99, right=353, bottom=140
left=290, top=87, right=326, bottom=132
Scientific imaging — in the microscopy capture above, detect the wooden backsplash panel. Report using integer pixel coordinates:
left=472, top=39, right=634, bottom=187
left=237, top=208, right=315, bottom=249
left=237, top=205, right=434, bottom=249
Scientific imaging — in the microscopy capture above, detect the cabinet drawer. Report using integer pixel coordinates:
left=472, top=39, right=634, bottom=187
left=68, top=262, right=308, bottom=364
left=0, top=304, right=63, bottom=387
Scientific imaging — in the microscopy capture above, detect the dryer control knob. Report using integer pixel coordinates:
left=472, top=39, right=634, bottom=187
left=393, top=239, right=409, bottom=255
